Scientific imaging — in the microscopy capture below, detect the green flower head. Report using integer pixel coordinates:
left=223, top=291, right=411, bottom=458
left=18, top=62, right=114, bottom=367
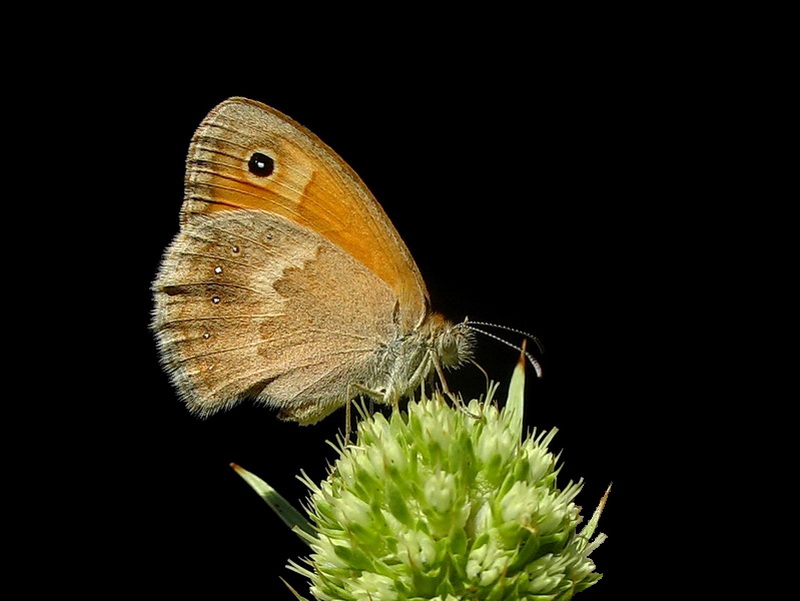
left=236, top=358, right=607, bottom=600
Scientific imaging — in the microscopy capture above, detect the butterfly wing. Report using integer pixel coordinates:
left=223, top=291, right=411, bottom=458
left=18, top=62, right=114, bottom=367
left=180, top=97, right=429, bottom=333
left=152, top=210, right=400, bottom=424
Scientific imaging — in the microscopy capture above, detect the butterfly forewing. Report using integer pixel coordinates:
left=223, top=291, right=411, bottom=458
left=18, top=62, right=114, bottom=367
left=181, top=97, right=428, bottom=333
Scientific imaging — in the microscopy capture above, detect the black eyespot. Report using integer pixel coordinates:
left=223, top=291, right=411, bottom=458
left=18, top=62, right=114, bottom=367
left=248, top=152, right=274, bottom=176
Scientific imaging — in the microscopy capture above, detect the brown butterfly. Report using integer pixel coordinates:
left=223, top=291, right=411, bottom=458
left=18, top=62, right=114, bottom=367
left=152, top=97, right=535, bottom=425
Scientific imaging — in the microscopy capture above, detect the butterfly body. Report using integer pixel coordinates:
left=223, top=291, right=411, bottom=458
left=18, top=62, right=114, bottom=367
left=152, top=98, right=473, bottom=424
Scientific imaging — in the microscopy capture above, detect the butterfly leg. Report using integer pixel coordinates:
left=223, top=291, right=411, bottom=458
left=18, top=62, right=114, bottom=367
left=344, top=386, right=353, bottom=442
left=344, top=382, right=394, bottom=441
left=429, top=351, right=451, bottom=396
left=429, top=351, right=480, bottom=419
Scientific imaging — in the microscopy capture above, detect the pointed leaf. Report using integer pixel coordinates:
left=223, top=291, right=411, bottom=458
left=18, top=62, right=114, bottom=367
left=280, top=577, right=311, bottom=601
left=231, top=463, right=315, bottom=539
left=505, top=344, right=527, bottom=441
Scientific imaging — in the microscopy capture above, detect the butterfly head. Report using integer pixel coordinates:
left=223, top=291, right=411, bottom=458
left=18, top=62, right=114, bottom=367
left=425, top=314, right=476, bottom=368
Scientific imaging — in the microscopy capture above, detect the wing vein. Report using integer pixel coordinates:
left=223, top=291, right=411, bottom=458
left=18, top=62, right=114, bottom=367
left=177, top=340, right=375, bottom=363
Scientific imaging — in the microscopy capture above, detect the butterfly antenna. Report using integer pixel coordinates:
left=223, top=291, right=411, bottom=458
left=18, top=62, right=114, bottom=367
left=464, top=321, right=545, bottom=354
left=462, top=321, right=543, bottom=378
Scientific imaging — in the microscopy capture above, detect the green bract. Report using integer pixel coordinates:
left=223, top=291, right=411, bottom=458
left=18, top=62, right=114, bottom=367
left=236, top=359, right=607, bottom=600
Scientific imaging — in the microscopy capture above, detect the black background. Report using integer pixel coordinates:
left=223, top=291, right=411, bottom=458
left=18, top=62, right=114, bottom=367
left=13, top=7, right=779, bottom=595
left=71, top=59, right=701, bottom=600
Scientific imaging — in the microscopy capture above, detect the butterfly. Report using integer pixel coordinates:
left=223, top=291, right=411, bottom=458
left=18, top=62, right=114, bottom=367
left=152, top=97, right=536, bottom=425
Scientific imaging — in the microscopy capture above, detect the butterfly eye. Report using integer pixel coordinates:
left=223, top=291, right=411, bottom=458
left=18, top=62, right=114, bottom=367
left=248, top=152, right=274, bottom=177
